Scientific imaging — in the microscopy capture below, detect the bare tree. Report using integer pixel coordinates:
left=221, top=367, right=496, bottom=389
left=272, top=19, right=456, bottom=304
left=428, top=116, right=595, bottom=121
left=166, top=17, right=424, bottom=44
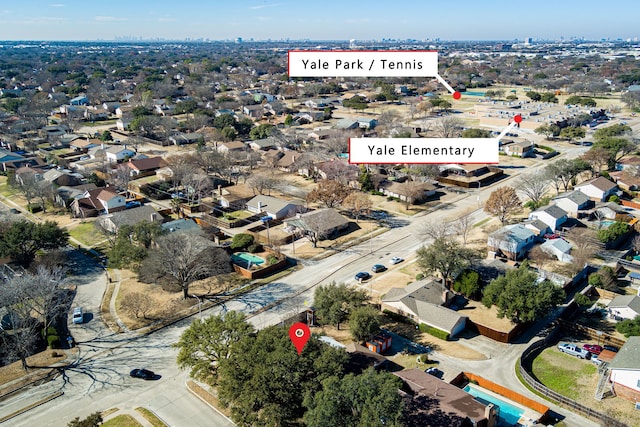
left=566, top=228, right=597, bottom=273
left=394, top=180, right=426, bottom=209
left=453, top=213, right=474, bottom=246
left=246, top=172, right=278, bottom=196
left=516, top=171, right=550, bottom=208
left=140, top=233, right=232, bottom=299
left=529, top=245, right=555, bottom=271
left=581, top=147, right=611, bottom=177
left=121, top=292, right=155, bottom=319
left=420, top=221, right=454, bottom=241
left=484, top=186, right=522, bottom=224
left=342, top=192, right=372, bottom=223
left=110, top=163, right=132, bottom=194
left=306, top=180, right=352, bottom=208
left=431, top=116, right=463, bottom=138
left=0, top=266, right=67, bottom=370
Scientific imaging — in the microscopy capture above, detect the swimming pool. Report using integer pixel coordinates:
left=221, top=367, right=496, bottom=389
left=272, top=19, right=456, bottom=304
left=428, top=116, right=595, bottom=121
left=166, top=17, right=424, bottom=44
left=464, top=384, right=525, bottom=426
left=463, top=91, right=487, bottom=97
left=600, top=220, right=616, bottom=227
left=231, top=252, right=265, bottom=268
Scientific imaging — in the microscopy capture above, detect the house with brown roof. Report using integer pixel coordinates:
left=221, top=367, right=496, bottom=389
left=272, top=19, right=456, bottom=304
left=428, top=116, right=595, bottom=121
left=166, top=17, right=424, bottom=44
left=97, top=205, right=163, bottom=234
left=394, top=369, right=497, bottom=427
left=216, top=141, right=247, bottom=154
left=379, top=180, right=437, bottom=205
left=126, top=157, right=166, bottom=177
left=70, top=138, right=101, bottom=152
left=70, top=187, right=126, bottom=218
left=285, top=208, right=350, bottom=241
left=575, top=176, right=619, bottom=202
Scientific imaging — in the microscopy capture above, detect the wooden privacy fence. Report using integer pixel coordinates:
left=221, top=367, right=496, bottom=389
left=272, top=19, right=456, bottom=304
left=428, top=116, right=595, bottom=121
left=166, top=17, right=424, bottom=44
left=519, top=333, right=630, bottom=427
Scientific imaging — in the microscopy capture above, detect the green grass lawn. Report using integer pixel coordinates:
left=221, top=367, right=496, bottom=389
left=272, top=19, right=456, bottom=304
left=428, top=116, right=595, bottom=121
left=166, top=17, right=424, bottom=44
left=531, top=347, right=597, bottom=399
left=68, top=221, right=108, bottom=247
left=102, top=414, right=142, bottom=427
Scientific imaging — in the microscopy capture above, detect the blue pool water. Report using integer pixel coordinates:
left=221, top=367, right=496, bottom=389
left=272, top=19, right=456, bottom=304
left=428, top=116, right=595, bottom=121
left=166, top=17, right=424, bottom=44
left=463, top=91, right=487, bottom=97
left=600, top=220, right=616, bottom=227
left=231, top=252, right=265, bottom=268
left=464, top=384, right=525, bottom=426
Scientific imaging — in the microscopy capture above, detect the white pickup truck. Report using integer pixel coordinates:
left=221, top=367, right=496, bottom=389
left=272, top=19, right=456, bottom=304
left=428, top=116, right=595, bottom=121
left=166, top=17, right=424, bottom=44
left=558, top=343, right=591, bottom=359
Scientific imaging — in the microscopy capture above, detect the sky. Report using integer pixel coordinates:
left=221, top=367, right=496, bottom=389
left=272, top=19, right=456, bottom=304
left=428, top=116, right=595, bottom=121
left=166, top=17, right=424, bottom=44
left=0, top=0, right=637, bottom=42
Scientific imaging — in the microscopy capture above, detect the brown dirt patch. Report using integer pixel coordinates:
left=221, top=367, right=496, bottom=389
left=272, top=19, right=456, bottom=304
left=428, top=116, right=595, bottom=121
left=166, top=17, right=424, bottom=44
left=462, top=299, right=515, bottom=333
left=0, top=349, right=73, bottom=389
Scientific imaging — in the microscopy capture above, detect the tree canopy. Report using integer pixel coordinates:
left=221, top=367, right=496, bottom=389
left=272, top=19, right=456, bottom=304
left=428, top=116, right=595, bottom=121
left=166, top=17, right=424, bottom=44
left=175, top=311, right=254, bottom=385
left=484, top=186, right=521, bottom=224
left=482, top=262, right=565, bottom=324
left=416, top=237, right=479, bottom=287
left=0, top=220, right=69, bottom=266
left=217, top=324, right=348, bottom=426
left=314, top=282, right=369, bottom=329
left=348, top=305, right=382, bottom=342
left=616, top=316, right=640, bottom=338
left=303, top=368, right=404, bottom=427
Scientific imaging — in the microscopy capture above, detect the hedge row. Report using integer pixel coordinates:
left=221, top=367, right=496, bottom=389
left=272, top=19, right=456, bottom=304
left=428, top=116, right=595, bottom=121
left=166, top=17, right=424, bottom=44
left=419, top=323, right=450, bottom=341
left=382, top=309, right=416, bottom=325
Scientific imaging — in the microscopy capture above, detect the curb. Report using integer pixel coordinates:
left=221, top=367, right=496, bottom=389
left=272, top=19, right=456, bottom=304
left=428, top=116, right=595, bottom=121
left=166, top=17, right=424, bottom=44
left=0, top=391, right=64, bottom=423
left=184, top=380, right=235, bottom=425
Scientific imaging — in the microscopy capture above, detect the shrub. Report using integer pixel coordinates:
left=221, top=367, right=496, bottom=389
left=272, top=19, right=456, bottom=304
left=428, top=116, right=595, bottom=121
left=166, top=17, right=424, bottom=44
left=231, top=233, right=254, bottom=250
left=47, top=334, right=61, bottom=349
left=415, top=273, right=425, bottom=280
left=267, top=254, right=279, bottom=265
left=382, top=309, right=416, bottom=325
left=607, top=194, right=620, bottom=204
left=597, top=221, right=629, bottom=243
left=27, top=204, right=43, bottom=213
left=247, top=242, right=263, bottom=253
left=419, top=323, right=450, bottom=341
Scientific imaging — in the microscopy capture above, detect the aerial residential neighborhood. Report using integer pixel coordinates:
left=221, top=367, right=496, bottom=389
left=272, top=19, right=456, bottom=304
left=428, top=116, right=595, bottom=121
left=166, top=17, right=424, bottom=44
left=1, top=3, right=640, bottom=427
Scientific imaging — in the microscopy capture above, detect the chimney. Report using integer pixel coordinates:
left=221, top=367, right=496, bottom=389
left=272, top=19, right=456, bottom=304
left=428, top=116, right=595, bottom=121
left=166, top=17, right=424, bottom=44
left=218, top=184, right=222, bottom=197
left=150, top=213, right=157, bottom=222
left=101, top=143, right=105, bottom=149
left=258, top=201, right=262, bottom=211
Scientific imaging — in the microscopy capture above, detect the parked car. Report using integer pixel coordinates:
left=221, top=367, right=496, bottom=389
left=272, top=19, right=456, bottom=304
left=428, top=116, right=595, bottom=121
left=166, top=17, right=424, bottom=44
left=355, top=272, right=371, bottom=281
left=591, top=356, right=603, bottom=366
left=603, top=345, right=619, bottom=353
left=583, top=344, right=603, bottom=355
left=129, top=368, right=156, bottom=380
left=558, top=343, right=591, bottom=359
left=72, top=307, right=83, bottom=324
left=390, top=257, right=404, bottom=265
left=372, top=264, right=386, bottom=273
left=425, top=367, right=443, bottom=378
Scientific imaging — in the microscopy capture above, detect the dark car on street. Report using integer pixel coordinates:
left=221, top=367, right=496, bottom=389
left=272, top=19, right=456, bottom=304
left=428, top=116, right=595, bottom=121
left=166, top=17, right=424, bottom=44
left=355, top=272, right=371, bottom=281
left=130, top=368, right=156, bottom=380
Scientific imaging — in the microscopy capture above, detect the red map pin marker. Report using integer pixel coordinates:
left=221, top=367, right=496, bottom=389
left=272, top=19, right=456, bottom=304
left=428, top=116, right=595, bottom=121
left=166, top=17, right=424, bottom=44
left=288, top=322, right=310, bottom=355
left=514, top=114, right=523, bottom=124
left=453, top=91, right=461, bottom=100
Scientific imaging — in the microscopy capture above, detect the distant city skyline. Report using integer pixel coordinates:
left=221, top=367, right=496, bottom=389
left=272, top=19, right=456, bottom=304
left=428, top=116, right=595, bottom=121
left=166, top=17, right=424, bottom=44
left=0, top=1, right=637, bottom=42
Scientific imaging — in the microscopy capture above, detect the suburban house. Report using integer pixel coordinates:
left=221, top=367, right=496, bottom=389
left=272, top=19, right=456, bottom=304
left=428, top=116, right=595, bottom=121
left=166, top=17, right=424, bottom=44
left=97, top=205, right=163, bottom=234
left=381, top=279, right=466, bottom=338
left=126, top=157, right=165, bottom=177
left=379, top=180, right=437, bottom=205
left=0, top=149, right=26, bottom=172
left=69, top=138, right=101, bottom=153
left=104, top=145, right=136, bottom=163
left=344, top=342, right=389, bottom=373
left=615, top=156, right=640, bottom=173
left=285, top=208, right=350, bottom=241
left=168, top=133, right=203, bottom=146
left=487, top=224, right=536, bottom=260
left=394, top=369, right=497, bottom=427
left=308, top=129, right=334, bottom=141
left=116, top=116, right=132, bottom=132
left=575, top=177, right=619, bottom=202
left=528, top=205, right=568, bottom=231
left=593, top=202, right=628, bottom=220
left=15, top=166, right=45, bottom=185
left=161, top=218, right=200, bottom=235
left=553, top=191, right=591, bottom=218
left=335, top=118, right=359, bottom=130
left=71, top=187, right=126, bottom=218
left=357, top=117, right=377, bottom=129
left=246, top=195, right=304, bottom=220
left=540, top=238, right=573, bottom=262
left=242, top=104, right=264, bottom=119
left=608, top=295, right=640, bottom=321
left=69, top=94, right=89, bottom=105
left=524, top=219, right=551, bottom=237
left=608, top=336, right=640, bottom=402
left=609, top=171, right=640, bottom=192
left=218, top=189, right=254, bottom=211
left=42, top=168, right=82, bottom=187
left=503, top=139, right=535, bottom=157
left=216, top=141, right=247, bottom=154
left=249, top=137, right=278, bottom=151
left=55, top=183, right=97, bottom=207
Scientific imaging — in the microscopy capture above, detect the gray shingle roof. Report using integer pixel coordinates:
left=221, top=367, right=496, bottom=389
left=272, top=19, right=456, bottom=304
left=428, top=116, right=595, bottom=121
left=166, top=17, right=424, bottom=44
left=609, top=295, right=640, bottom=314
left=540, top=204, right=567, bottom=219
left=609, top=336, right=640, bottom=370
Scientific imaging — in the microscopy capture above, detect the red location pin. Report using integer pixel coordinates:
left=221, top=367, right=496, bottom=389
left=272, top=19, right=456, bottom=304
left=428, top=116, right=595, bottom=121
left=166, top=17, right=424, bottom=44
left=288, top=322, right=311, bottom=355
left=514, top=114, right=523, bottom=124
